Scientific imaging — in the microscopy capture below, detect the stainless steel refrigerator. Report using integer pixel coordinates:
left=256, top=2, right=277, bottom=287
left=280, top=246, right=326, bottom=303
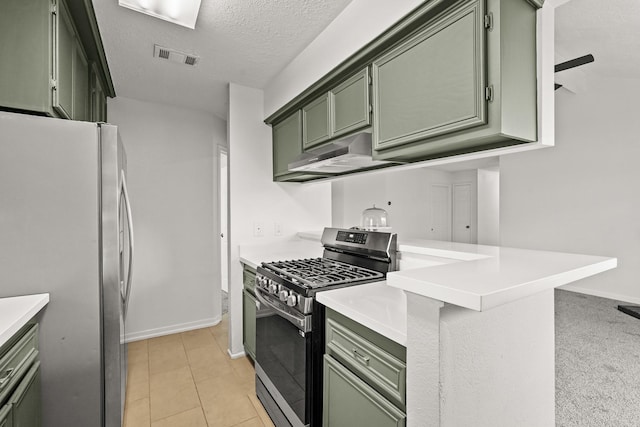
left=0, top=111, right=134, bottom=427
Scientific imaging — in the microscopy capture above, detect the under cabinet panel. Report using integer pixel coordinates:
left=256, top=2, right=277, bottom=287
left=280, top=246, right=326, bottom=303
left=373, top=0, right=486, bottom=152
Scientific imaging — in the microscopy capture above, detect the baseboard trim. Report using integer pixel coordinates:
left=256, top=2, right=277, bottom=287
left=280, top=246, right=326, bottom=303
left=125, top=316, right=223, bottom=343
left=228, top=348, right=246, bottom=359
left=560, top=285, right=640, bottom=305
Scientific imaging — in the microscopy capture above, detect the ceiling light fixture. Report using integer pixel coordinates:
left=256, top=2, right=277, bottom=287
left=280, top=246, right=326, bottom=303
left=118, top=0, right=202, bottom=29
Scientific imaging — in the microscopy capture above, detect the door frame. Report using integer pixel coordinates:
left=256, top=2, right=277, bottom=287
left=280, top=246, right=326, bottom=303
left=217, top=145, right=229, bottom=303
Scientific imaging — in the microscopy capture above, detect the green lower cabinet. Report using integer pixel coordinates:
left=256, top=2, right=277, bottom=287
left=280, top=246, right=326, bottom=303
left=242, top=289, right=256, bottom=360
left=8, top=362, right=41, bottom=427
left=323, top=355, right=406, bottom=427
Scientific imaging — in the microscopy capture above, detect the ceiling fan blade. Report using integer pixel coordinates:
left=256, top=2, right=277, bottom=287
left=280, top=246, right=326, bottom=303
left=555, top=54, right=595, bottom=73
left=555, top=83, right=563, bottom=90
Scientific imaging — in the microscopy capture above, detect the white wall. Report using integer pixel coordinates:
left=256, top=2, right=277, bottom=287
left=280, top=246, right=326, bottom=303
left=108, top=96, right=226, bottom=340
left=477, top=167, right=500, bottom=245
left=500, top=76, right=640, bottom=304
left=331, top=167, right=479, bottom=242
left=264, top=0, right=424, bottom=116
left=227, top=83, right=331, bottom=356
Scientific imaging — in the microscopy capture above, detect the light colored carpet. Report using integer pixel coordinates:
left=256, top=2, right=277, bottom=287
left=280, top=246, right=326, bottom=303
left=555, top=289, right=640, bottom=426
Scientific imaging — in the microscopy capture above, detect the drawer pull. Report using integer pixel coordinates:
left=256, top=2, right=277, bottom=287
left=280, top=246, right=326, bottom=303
left=0, top=368, right=14, bottom=385
left=352, top=348, right=370, bottom=365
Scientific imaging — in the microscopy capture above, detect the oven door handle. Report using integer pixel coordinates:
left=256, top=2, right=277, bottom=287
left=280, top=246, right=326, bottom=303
left=255, top=287, right=311, bottom=333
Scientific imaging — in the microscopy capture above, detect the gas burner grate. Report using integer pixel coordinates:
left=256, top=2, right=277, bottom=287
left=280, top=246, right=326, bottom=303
left=264, top=257, right=384, bottom=288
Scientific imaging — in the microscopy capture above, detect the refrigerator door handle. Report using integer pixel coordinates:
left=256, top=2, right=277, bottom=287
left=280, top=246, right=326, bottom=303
left=120, top=170, right=134, bottom=318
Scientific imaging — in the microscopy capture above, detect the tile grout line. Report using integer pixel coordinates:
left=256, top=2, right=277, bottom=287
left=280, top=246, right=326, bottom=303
left=182, top=331, right=210, bottom=427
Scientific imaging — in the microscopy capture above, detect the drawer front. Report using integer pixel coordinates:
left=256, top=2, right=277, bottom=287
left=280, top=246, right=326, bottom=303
left=323, top=355, right=405, bottom=427
left=326, top=317, right=406, bottom=408
left=243, top=265, right=256, bottom=294
left=0, top=325, right=38, bottom=404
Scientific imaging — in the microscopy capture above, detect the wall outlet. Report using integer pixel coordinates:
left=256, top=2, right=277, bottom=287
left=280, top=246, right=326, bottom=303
left=253, top=222, right=264, bottom=237
left=274, top=222, right=282, bottom=236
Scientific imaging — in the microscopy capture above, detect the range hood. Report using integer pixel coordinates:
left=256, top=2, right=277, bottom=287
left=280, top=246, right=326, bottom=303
left=288, top=133, right=393, bottom=174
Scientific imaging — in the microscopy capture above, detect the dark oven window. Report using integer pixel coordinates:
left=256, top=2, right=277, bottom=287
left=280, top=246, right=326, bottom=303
left=256, top=307, right=312, bottom=424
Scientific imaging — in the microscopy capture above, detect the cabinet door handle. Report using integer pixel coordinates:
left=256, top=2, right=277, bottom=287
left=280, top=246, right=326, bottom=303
left=0, top=368, right=14, bottom=386
left=352, top=348, right=370, bottom=365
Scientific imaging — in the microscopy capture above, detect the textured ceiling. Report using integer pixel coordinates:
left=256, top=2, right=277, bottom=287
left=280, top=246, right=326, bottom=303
left=92, top=0, right=353, bottom=119
left=555, top=0, right=640, bottom=83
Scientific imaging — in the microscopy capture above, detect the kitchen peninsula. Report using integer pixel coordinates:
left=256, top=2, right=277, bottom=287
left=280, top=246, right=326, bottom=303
left=239, top=233, right=616, bottom=427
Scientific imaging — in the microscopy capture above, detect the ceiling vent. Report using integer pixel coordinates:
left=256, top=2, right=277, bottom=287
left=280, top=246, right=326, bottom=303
left=153, top=44, right=200, bottom=66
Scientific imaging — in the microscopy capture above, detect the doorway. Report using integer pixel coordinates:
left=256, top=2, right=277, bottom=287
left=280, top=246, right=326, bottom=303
left=218, top=146, right=229, bottom=314
left=453, top=183, right=473, bottom=243
left=430, top=184, right=452, bottom=241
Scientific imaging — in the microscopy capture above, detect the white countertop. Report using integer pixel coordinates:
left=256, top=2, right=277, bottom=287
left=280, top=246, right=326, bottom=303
left=0, top=293, right=49, bottom=348
left=316, top=281, right=407, bottom=346
left=389, top=240, right=616, bottom=311
left=240, top=232, right=616, bottom=344
left=239, top=238, right=323, bottom=269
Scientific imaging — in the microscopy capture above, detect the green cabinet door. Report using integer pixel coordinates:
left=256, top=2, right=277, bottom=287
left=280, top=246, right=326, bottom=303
left=0, top=0, right=51, bottom=114
left=273, top=111, right=303, bottom=178
left=332, top=68, right=371, bottom=139
left=0, top=403, right=12, bottom=427
left=72, top=43, right=89, bottom=121
left=242, top=289, right=256, bottom=361
left=323, top=355, right=406, bottom=427
left=372, top=0, right=486, bottom=151
left=9, top=362, right=41, bottom=427
left=53, top=0, right=75, bottom=119
left=302, top=93, right=331, bottom=149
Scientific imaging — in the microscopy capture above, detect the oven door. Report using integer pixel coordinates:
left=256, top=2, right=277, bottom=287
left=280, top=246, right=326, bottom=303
left=255, top=287, right=312, bottom=427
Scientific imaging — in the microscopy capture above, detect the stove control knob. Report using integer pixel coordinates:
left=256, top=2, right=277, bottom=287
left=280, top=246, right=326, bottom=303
left=286, top=294, right=298, bottom=307
left=268, top=283, right=278, bottom=294
left=279, top=290, right=289, bottom=302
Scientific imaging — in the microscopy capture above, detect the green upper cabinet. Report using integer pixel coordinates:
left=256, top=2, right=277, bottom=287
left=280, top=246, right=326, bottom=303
left=0, top=0, right=51, bottom=115
left=303, top=67, right=372, bottom=150
left=272, top=110, right=328, bottom=182
left=331, top=68, right=371, bottom=139
left=265, top=0, right=541, bottom=176
left=303, top=93, right=331, bottom=149
left=0, top=0, right=113, bottom=122
left=372, top=0, right=486, bottom=151
left=53, top=0, right=90, bottom=121
left=372, top=0, right=538, bottom=162
left=273, top=110, right=303, bottom=179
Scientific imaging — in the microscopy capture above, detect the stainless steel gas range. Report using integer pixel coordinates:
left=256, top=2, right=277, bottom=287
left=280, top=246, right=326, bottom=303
left=254, top=228, right=397, bottom=427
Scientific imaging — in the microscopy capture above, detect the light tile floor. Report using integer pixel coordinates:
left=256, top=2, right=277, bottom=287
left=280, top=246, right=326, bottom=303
left=124, top=314, right=274, bottom=427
